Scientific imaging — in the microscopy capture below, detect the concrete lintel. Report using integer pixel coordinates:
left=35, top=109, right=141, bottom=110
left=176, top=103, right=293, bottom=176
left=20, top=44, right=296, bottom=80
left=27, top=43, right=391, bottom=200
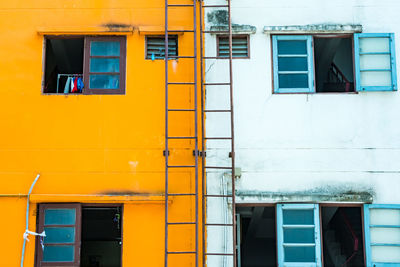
left=263, top=24, right=362, bottom=34
left=209, top=24, right=257, bottom=35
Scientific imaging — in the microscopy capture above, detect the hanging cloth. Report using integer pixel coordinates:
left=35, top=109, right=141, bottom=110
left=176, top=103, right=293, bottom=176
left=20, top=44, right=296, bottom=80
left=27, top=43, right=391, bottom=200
left=71, top=77, right=78, bottom=93
left=63, top=77, right=71, bottom=94
left=70, top=77, right=74, bottom=92
left=77, top=77, right=84, bottom=92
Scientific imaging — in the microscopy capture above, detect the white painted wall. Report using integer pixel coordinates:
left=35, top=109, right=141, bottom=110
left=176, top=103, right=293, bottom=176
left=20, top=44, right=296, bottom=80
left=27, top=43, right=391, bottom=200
left=203, top=1, right=400, bottom=265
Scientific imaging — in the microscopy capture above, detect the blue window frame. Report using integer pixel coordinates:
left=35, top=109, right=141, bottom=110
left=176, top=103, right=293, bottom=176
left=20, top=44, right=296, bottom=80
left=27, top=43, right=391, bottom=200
left=364, top=204, right=400, bottom=267
left=354, top=33, right=397, bottom=91
left=272, top=35, right=314, bottom=93
left=277, top=204, right=322, bottom=266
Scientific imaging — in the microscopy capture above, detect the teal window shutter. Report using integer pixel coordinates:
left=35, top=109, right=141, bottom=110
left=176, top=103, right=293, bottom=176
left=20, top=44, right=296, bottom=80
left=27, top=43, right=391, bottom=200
left=273, top=35, right=315, bottom=93
left=364, top=204, right=400, bottom=267
left=277, top=204, right=322, bottom=267
left=354, top=33, right=397, bottom=91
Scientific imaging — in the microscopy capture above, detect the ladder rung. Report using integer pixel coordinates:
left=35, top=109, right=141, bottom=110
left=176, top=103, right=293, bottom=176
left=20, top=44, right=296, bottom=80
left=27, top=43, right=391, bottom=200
left=204, top=83, right=230, bottom=86
left=167, top=136, right=196, bottom=139
left=205, top=194, right=233, bottom=198
left=168, top=109, right=195, bottom=112
left=205, top=166, right=232, bottom=169
left=168, top=222, right=196, bottom=225
left=168, top=165, right=196, bottom=168
left=167, top=251, right=196, bottom=254
left=168, top=82, right=195, bottom=85
left=169, top=56, right=196, bottom=59
left=203, top=56, right=229, bottom=60
left=206, top=223, right=234, bottom=226
left=202, top=5, right=229, bottom=8
left=168, top=4, right=194, bottom=7
left=204, top=109, right=231, bottom=112
left=167, top=30, right=195, bottom=33
left=203, top=31, right=230, bottom=34
left=205, top=137, right=232, bottom=140
left=167, top=193, right=196, bottom=196
left=205, top=253, right=234, bottom=256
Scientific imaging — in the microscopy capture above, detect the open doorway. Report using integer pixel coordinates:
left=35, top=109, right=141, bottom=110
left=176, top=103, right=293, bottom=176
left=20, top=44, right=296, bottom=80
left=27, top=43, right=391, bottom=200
left=81, top=206, right=122, bottom=267
left=314, top=37, right=355, bottom=92
left=321, top=206, right=364, bottom=267
left=237, top=206, right=277, bottom=267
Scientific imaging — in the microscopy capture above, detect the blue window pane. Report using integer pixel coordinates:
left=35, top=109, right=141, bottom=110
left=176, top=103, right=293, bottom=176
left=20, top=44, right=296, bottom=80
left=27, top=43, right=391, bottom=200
left=89, top=75, right=120, bottom=89
left=278, top=57, right=308, bottom=71
left=279, top=74, right=309, bottom=88
left=278, top=40, right=307, bottom=55
left=91, top=41, right=120, bottom=56
left=45, top=209, right=76, bottom=225
left=283, top=209, right=314, bottom=224
left=90, top=58, right=120, bottom=73
left=43, top=245, right=74, bottom=262
left=284, top=228, right=315, bottom=243
left=284, top=246, right=315, bottom=262
left=44, top=227, right=75, bottom=244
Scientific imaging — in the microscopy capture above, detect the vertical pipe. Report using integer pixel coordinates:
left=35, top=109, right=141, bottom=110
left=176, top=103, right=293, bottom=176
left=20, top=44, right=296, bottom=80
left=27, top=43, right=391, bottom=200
left=20, top=174, right=40, bottom=267
left=199, top=1, right=206, bottom=266
left=164, top=0, right=169, bottom=266
left=193, top=1, right=199, bottom=267
left=227, top=1, right=237, bottom=266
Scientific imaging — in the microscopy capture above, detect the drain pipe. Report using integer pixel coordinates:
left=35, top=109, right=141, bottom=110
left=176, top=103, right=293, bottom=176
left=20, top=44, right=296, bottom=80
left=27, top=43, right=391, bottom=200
left=20, top=174, right=44, bottom=267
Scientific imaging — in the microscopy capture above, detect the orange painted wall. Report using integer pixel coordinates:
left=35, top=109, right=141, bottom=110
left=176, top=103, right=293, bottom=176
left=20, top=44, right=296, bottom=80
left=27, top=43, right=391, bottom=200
left=0, top=0, right=201, bottom=266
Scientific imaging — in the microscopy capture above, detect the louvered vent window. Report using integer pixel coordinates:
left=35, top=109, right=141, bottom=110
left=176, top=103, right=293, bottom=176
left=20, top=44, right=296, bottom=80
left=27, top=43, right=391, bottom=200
left=146, top=36, right=178, bottom=59
left=218, top=35, right=249, bottom=58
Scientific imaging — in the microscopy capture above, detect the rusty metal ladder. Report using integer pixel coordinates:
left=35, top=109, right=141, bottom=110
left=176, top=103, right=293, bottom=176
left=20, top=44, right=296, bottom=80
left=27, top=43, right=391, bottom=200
left=164, top=1, right=199, bottom=267
left=200, top=0, right=237, bottom=266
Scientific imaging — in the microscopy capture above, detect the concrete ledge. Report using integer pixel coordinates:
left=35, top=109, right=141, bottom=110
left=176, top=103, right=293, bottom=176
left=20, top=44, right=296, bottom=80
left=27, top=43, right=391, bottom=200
left=37, top=26, right=135, bottom=35
left=263, top=24, right=362, bottom=34
left=209, top=24, right=257, bottom=34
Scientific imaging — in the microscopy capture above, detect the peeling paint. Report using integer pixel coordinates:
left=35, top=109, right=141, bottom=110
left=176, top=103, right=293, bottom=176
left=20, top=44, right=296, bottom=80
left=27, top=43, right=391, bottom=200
left=207, top=10, right=228, bottom=25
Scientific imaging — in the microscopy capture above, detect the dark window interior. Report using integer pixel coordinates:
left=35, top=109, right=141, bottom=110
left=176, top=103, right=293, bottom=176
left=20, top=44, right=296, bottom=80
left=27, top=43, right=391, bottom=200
left=314, top=37, right=354, bottom=93
left=237, top=206, right=277, bottom=267
left=321, top=207, right=364, bottom=267
left=81, top=206, right=122, bottom=267
left=43, top=38, right=84, bottom=93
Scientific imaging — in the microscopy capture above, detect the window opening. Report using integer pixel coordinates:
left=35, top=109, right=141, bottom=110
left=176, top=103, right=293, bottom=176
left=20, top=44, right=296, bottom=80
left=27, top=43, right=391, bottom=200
left=36, top=204, right=122, bottom=267
left=314, top=37, right=355, bottom=93
left=43, top=36, right=126, bottom=95
left=80, top=206, right=122, bottom=267
left=146, top=35, right=178, bottom=60
left=321, top=206, right=365, bottom=267
left=218, top=35, right=249, bottom=58
left=43, top=38, right=84, bottom=94
left=237, top=206, right=277, bottom=267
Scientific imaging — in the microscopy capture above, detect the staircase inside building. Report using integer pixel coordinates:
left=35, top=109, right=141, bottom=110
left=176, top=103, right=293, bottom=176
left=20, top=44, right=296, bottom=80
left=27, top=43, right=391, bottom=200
left=322, top=207, right=365, bottom=267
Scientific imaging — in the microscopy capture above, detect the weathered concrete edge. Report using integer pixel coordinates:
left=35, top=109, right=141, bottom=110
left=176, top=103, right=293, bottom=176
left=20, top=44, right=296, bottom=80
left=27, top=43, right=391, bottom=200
left=263, top=24, right=363, bottom=34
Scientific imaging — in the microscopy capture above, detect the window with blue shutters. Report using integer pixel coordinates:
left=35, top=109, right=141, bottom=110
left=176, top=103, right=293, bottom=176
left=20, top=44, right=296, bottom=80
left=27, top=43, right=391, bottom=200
left=37, top=204, right=81, bottom=267
left=277, top=204, right=322, bottom=267
left=364, top=204, right=400, bottom=266
left=272, top=35, right=315, bottom=93
left=354, top=33, right=397, bottom=91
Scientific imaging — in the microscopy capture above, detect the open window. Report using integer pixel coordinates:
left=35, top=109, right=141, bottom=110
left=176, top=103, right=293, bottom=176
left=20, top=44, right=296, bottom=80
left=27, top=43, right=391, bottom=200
left=321, top=206, right=365, bottom=267
left=43, top=36, right=126, bottom=95
left=237, top=206, right=277, bottom=267
left=272, top=33, right=396, bottom=93
left=277, top=204, right=322, bottom=266
left=36, top=204, right=122, bottom=267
